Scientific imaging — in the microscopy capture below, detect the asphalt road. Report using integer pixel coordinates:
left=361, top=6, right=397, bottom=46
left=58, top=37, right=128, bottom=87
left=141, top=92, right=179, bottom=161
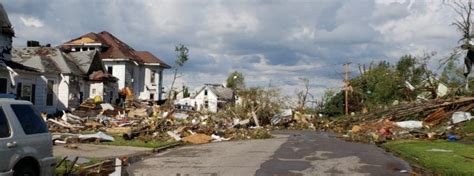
left=128, top=130, right=411, bottom=176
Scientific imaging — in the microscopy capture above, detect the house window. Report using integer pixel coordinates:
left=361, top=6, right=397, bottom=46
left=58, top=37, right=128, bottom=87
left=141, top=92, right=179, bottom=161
left=107, top=66, right=113, bottom=74
left=150, top=93, right=154, bottom=100
left=46, top=80, right=54, bottom=106
left=92, top=88, right=96, bottom=95
left=0, top=78, right=7, bottom=93
left=204, top=89, right=208, bottom=96
left=21, top=85, right=32, bottom=101
left=150, top=71, right=156, bottom=84
left=204, top=101, right=209, bottom=109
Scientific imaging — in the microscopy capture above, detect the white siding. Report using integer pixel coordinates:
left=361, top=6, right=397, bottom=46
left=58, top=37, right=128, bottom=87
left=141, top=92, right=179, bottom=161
left=103, top=61, right=166, bottom=101
left=138, top=67, right=147, bottom=100
left=89, top=82, right=104, bottom=99
left=194, top=87, right=218, bottom=113
left=104, top=62, right=126, bottom=90
left=138, top=67, right=162, bottom=101
left=34, top=75, right=47, bottom=112
left=57, top=75, right=69, bottom=110
left=41, top=76, right=60, bottom=113
left=132, top=65, right=140, bottom=97
left=158, top=70, right=163, bottom=100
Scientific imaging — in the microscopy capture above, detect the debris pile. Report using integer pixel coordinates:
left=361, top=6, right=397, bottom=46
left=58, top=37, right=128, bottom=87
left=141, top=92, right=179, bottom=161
left=47, top=97, right=277, bottom=146
left=325, top=97, right=474, bottom=143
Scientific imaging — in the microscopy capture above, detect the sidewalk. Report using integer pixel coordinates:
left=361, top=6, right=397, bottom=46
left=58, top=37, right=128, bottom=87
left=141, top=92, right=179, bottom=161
left=54, top=143, right=152, bottom=159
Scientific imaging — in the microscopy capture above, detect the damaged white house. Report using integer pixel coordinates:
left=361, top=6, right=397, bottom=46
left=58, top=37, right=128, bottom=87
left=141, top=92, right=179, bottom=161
left=10, top=46, right=117, bottom=113
left=60, top=31, right=170, bottom=101
left=1, top=4, right=118, bottom=113
left=176, top=84, right=234, bottom=113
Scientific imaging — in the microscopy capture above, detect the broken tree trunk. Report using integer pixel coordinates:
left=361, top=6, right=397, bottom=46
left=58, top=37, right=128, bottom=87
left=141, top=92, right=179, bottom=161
left=251, top=111, right=260, bottom=127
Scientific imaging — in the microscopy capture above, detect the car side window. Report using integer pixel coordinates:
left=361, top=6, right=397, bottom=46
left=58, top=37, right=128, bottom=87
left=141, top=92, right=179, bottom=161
left=11, top=104, right=48, bottom=135
left=0, top=107, right=10, bottom=138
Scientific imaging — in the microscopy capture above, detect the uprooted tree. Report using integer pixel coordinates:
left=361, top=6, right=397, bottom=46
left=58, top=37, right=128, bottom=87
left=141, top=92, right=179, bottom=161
left=321, top=54, right=435, bottom=116
left=224, top=87, right=286, bottom=126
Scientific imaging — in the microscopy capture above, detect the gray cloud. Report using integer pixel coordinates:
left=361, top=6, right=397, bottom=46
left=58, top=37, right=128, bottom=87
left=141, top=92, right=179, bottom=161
left=2, top=0, right=461, bottom=99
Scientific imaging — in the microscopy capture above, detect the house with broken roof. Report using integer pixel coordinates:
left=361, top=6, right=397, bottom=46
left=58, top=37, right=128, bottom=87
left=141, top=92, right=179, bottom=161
left=0, top=3, right=39, bottom=98
left=60, top=31, right=170, bottom=102
left=1, top=3, right=117, bottom=113
left=192, top=84, right=234, bottom=112
left=11, top=45, right=116, bottom=113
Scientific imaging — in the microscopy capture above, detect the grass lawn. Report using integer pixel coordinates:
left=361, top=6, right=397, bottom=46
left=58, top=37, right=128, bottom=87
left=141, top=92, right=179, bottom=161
left=382, top=140, right=474, bottom=175
left=460, top=120, right=474, bottom=141
left=461, top=120, right=474, bottom=133
left=100, top=136, right=181, bottom=149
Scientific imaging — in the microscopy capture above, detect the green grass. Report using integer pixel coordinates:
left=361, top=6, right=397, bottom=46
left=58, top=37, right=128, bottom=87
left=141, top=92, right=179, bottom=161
left=461, top=120, right=474, bottom=134
left=458, top=120, right=474, bottom=141
left=100, top=137, right=180, bottom=148
left=383, top=140, right=474, bottom=175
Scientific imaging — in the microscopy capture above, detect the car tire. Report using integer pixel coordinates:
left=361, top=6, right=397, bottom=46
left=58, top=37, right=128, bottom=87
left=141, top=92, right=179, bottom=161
left=13, top=163, right=38, bottom=176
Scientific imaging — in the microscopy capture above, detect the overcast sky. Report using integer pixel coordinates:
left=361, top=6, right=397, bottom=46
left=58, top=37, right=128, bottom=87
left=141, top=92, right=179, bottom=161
left=3, top=0, right=462, bottom=100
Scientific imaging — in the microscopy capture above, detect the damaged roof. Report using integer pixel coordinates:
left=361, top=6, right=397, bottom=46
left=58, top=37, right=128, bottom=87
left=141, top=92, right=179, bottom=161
left=61, top=31, right=170, bottom=68
left=0, top=59, right=38, bottom=73
left=67, top=50, right=104, bottom=74
left=0, top=3, right=14, bottom=36
left=89, top=70, right=117, bottom=82
left=11, top=47, right=84, bottom=75
left=195, top=84, right=234, bottom=101
left=134, top=51, right=171, bottom=68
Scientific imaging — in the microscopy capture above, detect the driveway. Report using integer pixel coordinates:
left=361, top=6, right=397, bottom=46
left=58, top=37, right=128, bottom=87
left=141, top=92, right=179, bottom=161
left=128, top=130, right=411, bottom=176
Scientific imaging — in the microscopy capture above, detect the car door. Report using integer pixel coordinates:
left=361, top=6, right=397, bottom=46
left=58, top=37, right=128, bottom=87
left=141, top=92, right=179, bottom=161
left=9, top=104, right=51, bottom=161
left=0, top=106, right=14, bottom=172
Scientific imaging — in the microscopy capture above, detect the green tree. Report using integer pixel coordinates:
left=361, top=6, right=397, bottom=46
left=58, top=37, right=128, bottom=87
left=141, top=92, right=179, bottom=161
left=182, top=85, right=190, bottom=98
left=226, top=71, right=245, bottom=90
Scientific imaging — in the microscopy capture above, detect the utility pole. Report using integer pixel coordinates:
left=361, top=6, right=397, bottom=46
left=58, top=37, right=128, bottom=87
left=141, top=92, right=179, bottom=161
left=344, top=63, right=350, bottom=116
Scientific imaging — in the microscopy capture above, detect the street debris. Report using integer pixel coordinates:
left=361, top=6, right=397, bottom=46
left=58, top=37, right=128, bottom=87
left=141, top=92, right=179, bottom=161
left=46, top=89, right=292, bottom=148
left=318, top=97, right=474, bottom=143
left=452, top=112, right=473, bottom=124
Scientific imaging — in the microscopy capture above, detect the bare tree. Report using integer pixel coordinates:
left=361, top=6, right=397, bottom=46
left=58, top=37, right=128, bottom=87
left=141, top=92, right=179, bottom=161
left=450, top=0, right=474, bottom=90
left=168, top=44, right=189, bottom=101
left=296, top=78, right=311, bottom=111
left=452, top=0, right=473, bottom=47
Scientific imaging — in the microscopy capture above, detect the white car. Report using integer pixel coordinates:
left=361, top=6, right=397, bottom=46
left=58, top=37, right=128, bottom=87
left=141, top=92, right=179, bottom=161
left=0, top=98, right=55, bottom=176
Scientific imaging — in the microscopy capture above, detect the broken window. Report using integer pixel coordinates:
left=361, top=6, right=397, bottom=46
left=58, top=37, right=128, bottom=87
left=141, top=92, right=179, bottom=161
left=150, top=93, right=154, bottom=100
left=46, top=80, right=54, bottom=106
left=204, top=100, right=209, bottom=109
left=204, top=89, right=208, bottom=96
